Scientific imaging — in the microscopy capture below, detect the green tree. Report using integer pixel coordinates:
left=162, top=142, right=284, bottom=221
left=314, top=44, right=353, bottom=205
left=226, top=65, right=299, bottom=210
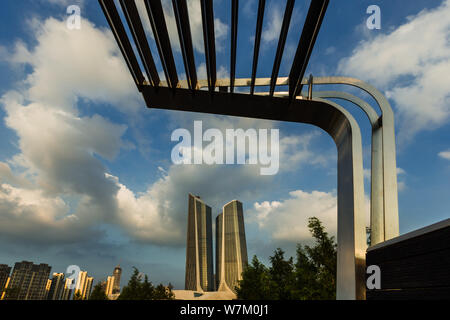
left=118, top=267, right=175, bottom=300
left=235, top=255, right=272, bottom=299
left=89, top=282, right=108, bottom=300
left=237, top=216, right=337, bottom=300
left=300, top=217, right=337, bottom=299
left=118, top=267, right=143, bottom=300
left=268, top=248, right=296, bottom=300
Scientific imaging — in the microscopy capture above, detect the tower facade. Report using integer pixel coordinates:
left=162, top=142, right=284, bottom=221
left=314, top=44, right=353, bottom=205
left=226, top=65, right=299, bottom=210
left=7, top=261, right=51, bottom=300
left=216, top=200, right=248, bottom=293
left=105, top=275, right=114, bottom=295
left=0, top=265, right=11, bottom=296
left=185, top=194, right=214, bottom=292
left=112, top=265, right=122, bottom=294
left=74, top=271, right=94, bottom=300
left=47, top=273, right=65, bottom=300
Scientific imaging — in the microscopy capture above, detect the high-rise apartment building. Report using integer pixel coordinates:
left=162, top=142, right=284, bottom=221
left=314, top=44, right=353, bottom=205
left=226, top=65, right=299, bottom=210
left=61, top=278, right=73, bottom=300
left=112, top=265, right=122, bottom=294
left=47, top=273, right=65, bottom=300
left=216, top=200, right=248, bottom=293
left=44, top=279, right=52, bottom=299
left=105, top=275, right=114, bottom=296
left=0, top=264, right=11, bottom=295
left=185, top=194, right=214, bottom=292
left=85, top=277, right=94, bottom=300
left=74, top=271, right=94, bottom=300
left=1, top=277, right=10, bottom=300
left=6, top=261, right=51, bottom=300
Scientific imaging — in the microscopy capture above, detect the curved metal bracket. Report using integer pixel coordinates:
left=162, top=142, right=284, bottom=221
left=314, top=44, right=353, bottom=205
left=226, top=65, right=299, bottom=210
left=305, top=77, right=400, bottom=245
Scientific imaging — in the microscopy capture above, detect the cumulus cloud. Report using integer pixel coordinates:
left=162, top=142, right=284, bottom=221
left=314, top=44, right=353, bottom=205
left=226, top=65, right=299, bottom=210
left=262, top=4, right=283, bottom=44
left=0, top=8, right=331, bottom=249
left=135, top=0, right=228, bottom=54
left=248, top=190, right=338, bottom=243
left=1, top=17, right=141, bottom=113
left=248, top=189, right=370, bottom=244
left=0, top=17, right=137, bottom=243
left=338, top=0, right=450, bottom=143
left=44, top=0, right=84, bottom=7
left=438, top=150, right=450, bottom=160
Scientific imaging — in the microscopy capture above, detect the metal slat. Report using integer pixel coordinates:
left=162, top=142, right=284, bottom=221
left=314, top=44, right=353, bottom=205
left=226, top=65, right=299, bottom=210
left=99, top=0, right=144, bottom=88
left=172, top=0, right=197, bottom=91
left=144, top=0, right=179, bottom=89
left=288, top=0, right=329, bottom=100
left=200, top=0, right=216, bottom=93
left=119, top=0, right=160, bottom=87
left=269, top=0, right=295, bottom=97
left=230, top=0, right=238, bottom=93
left=250, top=0, right=265, bottom=95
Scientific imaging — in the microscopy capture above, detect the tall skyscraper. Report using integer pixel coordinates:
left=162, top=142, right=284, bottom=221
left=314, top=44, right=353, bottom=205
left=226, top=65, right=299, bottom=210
left=112, top=265, right=122, bottom=294
left=6, top=261, right=51, bottom=300
left=185, top=194, right=214, bottom=292
left=216, top=200, right=248, bottom=293
left=47, top=273, right=65, bottom=300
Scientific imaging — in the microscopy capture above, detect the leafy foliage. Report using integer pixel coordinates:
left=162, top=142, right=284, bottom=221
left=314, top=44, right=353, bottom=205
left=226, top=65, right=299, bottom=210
left=236, top=217, right=337, bottom=300
left=118, top=267, right=174, bottom=300
left=89, top=282, right=108, bottom=300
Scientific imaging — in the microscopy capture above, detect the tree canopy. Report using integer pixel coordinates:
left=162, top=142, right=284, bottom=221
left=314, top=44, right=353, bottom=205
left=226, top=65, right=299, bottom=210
left=89, top=282, right=108, bottom=300
left=118, top=267, right=174, bottom=300
left=236, top=217, right=337, bottom=300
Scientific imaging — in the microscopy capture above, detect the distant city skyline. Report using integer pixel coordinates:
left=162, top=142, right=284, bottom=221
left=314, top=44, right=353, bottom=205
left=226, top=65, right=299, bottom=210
left=0, top=261, right=123, bottom=300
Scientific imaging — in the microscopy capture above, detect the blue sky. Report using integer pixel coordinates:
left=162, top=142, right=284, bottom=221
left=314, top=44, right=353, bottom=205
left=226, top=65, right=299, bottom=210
left=0, top=0, right=449, bottom=289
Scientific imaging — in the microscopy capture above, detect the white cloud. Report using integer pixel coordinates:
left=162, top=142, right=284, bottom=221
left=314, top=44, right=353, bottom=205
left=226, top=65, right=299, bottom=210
left=262, top=4, right=283, bottom=44
left=249, top=189, right=371, bottom=244
left=135, top=0, right=228, bottom=54
left=338, top=0, right=450, bottom=143
left=0, top=17, right=137, bottom=243
left=249, top=190, right=338, bottom=242
left=0, top=14, right=328, bottom=247
left=44, top=0, right=84, bottom=7
left=438, top=150, right=450, bottom=160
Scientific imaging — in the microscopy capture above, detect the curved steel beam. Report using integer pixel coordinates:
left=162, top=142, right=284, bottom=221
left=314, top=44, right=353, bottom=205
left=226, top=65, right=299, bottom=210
left=309, top=77, right=399, bottom=245
left=310, top=91, right=384, bottom=248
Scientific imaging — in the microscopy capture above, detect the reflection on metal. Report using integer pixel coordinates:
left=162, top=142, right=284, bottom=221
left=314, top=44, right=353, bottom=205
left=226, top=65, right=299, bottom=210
left=98, top=0, right=399, bottom=300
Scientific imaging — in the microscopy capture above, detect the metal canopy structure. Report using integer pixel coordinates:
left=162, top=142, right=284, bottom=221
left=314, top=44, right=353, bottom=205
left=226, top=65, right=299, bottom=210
left=99, top=0, right=400, bottom=300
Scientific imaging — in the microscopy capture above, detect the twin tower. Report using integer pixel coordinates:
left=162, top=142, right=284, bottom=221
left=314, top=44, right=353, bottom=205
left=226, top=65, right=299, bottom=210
left=185, top=194, right=248, bottom=293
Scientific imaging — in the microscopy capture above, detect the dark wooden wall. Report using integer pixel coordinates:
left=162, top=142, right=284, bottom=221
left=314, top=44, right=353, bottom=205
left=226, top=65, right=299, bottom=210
left=366, top=222, right=450, bottom=300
